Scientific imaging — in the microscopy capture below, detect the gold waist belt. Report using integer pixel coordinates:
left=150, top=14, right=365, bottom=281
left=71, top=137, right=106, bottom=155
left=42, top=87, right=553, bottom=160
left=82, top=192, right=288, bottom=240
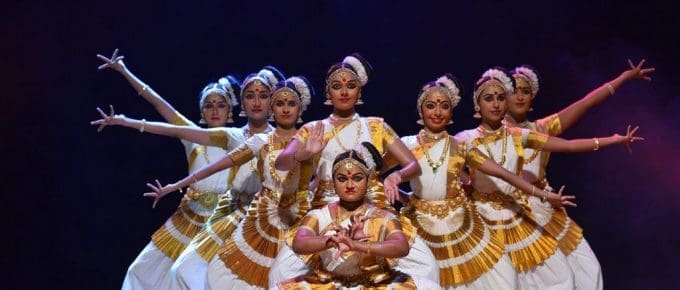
left=261, top=187, right=308, bottom=208
left=184, top=187, right=219, bottom=208
left=410, top=195, right=467, bottom=219
left=471, top=191, right=523, bottom=210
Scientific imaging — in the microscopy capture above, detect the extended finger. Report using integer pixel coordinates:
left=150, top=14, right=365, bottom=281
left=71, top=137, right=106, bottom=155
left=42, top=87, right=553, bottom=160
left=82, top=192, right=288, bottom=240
left=562, top=195, right=576, bottom=201
left=563, top=201, right=577, bottom=207
left=114, top=56, right=125, bottom=62
left=152, top=198, right=159, bottom=209
left=558, top=185, right=565, bottom=195
left=97, top=63, right=111, bottom=70
left=109, top=105, right=115, bottom=117
left=96, top=107, right=108, bottom=118
left=637, top=59, right=646, bottom=69
left=626, top=142, right=633, bottom=155
left=143, top=192, right=157, bottom=198
left=632, top=137, right=645, bottom=142
left=628, top=59, right=635, bottom=69
left=111, top=48, right=119, bottom=59
left=146, top=183, right=159, bottom=191
left=630, top=126, right=640, bottom=136
left=97, top=123, right=106, bottom=132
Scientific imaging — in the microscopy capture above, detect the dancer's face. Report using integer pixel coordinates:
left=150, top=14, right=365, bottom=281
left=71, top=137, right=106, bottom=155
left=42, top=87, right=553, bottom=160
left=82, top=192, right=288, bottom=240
left=327, top=71, right=361, bottom=111
left=241, top=81, right=271, bottom=122
left=271, top=92, right=301, bottom=128
left=333, top=162, right=368, bottom=203
left=507, top=77, right=533, bottom=117
left=201, top=94, right=230, bottom=127
left=478, top=85, right=507, bottom=124
left=421, top=91, right=452, bottom=133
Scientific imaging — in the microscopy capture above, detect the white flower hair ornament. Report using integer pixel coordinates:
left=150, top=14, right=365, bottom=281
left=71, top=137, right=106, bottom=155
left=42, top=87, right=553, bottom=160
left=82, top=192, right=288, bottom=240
left=343, top=55, right=369, bottom=86
left=513, top=66, right=540, bottom=96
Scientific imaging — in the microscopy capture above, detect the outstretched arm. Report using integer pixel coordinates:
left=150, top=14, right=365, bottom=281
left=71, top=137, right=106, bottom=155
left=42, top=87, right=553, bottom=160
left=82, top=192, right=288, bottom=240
left=556, top=59, right=654, bottom=133
left=97, top=49, right=184, bottom=124
left=541, top=125, right=644, bottom=154
left=142, top=147, right=254, bottom=208
left=90, top=105, right=216, bottom=145
left=477, top=158, right=575, bottom=208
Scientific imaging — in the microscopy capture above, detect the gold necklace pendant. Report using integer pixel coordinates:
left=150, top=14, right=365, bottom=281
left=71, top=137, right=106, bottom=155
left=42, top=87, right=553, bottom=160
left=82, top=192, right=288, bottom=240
left=418, top=131, right=450, bottom=173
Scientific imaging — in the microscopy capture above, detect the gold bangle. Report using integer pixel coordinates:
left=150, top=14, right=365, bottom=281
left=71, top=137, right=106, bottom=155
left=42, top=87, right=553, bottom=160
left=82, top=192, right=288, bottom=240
left=366, top=240, right=372, bottom=256
left=531, top=186, right=536, bottom=197
left=139, top=119, right=146, bottom=133
left=138, top=85, right=149, bottom=95
left=541, top=190, right=548, bottom=203
left=605, top=83, right=615, bottom=96
left=593, top=137, right=600, bottom=151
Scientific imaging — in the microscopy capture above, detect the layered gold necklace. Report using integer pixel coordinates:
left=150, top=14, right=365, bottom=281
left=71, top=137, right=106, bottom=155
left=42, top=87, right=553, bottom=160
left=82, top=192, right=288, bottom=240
left=267, top=133, right=297, bottom=187
left=332, top=118, right=362, bottom=151
left=417, top=130, right=450, bottom=173
left=477, top=125, right=507, bottom=166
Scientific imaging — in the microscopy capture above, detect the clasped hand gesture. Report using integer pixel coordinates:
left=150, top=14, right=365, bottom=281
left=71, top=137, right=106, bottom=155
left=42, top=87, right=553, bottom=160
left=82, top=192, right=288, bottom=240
left=329, top=212, right=373, bottom=259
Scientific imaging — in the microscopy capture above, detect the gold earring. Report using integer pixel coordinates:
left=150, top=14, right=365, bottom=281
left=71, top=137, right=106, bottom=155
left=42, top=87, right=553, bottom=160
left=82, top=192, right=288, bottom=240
left=356, top=93, right=364, bottom=105
left=199, top=117, right=207, bottom=124
left=226, top=111, right=234, bottom=123
left=416, top=119, right=424, bottom=125
left=268, top=113, right=275, bottom=122
left=239, top=107, right=247, bottom=117
left=473, top=105, right=481, bottom=119
left=324, top=94, right=332, bottom=106
left=297, top=116, right=303, bottom=124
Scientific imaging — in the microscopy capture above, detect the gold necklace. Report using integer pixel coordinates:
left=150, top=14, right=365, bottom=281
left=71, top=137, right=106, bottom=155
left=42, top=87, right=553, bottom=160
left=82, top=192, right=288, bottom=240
left=417, top=131, right=450, bottom=173
left=268, top=133, right=298, bottom=186
left=332, top=119, right=362, bottom=151
left=329, top=113, right=355, bottom=122
left=478, top=126, right=507, bottom=166
left=503, top=119, right=540, bottom=165
left=421, top=129, right=449, bottom=141
left=244, top=128, right=257, bottom=173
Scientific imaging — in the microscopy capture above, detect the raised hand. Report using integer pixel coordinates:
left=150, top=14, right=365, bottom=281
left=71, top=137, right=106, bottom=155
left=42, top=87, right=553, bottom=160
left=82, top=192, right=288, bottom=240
left=383, top=172, right=402, bottom=204
left=90, top=105, right=124, bottom=132
left=143, top=179, right=179, bottom=208
left=97, top=48, right=126, bottom=72
left=545, top=185, right=577, bottom=208
left=622, top=59, right=655, bottom=81
left=301, top=122, right=328, bottom=158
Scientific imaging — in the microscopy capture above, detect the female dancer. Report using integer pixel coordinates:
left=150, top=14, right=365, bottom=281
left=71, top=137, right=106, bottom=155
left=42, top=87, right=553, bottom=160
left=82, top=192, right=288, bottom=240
left=92, top=66, right=283, bottom=289
left=503, top=60, right=653, bottom=289
left=269, top=54, right=438, bottom=287
left=394, top=74, right=583, bottom=289
left=280, top=142, right=440, bottom=289
left=455, top=68, right=643, bottom=289
left=143, top=75, right=316, bottom=289
left=95, top=49, right=241, bottom=289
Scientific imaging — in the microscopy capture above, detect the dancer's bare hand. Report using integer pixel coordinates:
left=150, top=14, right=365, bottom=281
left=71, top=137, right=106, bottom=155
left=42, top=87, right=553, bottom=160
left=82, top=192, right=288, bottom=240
left=545, top=185, right=577, bottom=208
left=143, top=179, right=179, bottom=208
left=300, top=122, right=328, bottom=159
left=383, top=172, right=402, bottom=204
left=90, top=105, right=124, bottom=132
left=97, top=48, right=126, bottom=72
left=622, top=59, right=655, bottom=81
left=614, top=125, right=645, bottom=155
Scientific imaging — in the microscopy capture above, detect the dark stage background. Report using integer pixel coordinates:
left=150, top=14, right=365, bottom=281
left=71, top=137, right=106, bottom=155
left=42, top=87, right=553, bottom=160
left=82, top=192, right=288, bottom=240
left=4, top=0, right=680, bottom=289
